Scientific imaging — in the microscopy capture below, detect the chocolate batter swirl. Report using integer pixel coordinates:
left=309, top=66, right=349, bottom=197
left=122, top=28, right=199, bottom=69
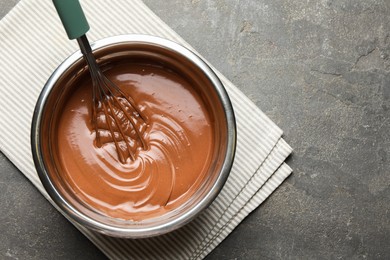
left=56, top=63, right=214, bottom=221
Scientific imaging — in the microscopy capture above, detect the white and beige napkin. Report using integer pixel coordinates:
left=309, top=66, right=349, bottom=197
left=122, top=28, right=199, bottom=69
left=0, top=0, right=292, bottom=259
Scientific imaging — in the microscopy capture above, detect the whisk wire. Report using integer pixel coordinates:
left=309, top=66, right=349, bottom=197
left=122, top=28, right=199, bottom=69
left=77, top=35, right=147, bottom=163
left=102, top=76, right=148, bottom=150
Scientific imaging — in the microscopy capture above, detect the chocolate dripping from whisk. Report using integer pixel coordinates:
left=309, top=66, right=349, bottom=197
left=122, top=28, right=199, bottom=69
left=77, top=35, right=148, bottom=163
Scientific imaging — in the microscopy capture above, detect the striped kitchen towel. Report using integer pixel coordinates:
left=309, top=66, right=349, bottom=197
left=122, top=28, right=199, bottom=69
left=0, top=0, right=292, bottom=259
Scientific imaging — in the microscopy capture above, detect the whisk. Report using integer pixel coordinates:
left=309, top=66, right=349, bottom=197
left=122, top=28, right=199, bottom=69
left=53, top=0, right=148, bottom=163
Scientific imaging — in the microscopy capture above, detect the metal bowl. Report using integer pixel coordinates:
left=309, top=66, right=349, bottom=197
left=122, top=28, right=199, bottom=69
left=31, top=35, right=236, bottom=238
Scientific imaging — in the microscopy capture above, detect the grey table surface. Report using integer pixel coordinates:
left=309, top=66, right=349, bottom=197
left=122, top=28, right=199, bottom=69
left=1, top=0, right=389, bottom=259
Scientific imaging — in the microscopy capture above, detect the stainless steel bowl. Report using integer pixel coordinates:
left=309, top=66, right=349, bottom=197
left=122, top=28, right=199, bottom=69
left=31, top=35, right=236, bottom=238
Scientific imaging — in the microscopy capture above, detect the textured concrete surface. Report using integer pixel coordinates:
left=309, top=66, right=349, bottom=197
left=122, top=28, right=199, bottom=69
left=1, top=0, right=390, bottom=259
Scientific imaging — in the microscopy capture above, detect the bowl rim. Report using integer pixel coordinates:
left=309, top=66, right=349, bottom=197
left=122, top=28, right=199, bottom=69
left=31, top=34, right=236, bottom=238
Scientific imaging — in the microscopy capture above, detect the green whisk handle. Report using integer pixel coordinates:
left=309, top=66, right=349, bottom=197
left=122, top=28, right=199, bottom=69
left=53, top=0, right=90, bottom=39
